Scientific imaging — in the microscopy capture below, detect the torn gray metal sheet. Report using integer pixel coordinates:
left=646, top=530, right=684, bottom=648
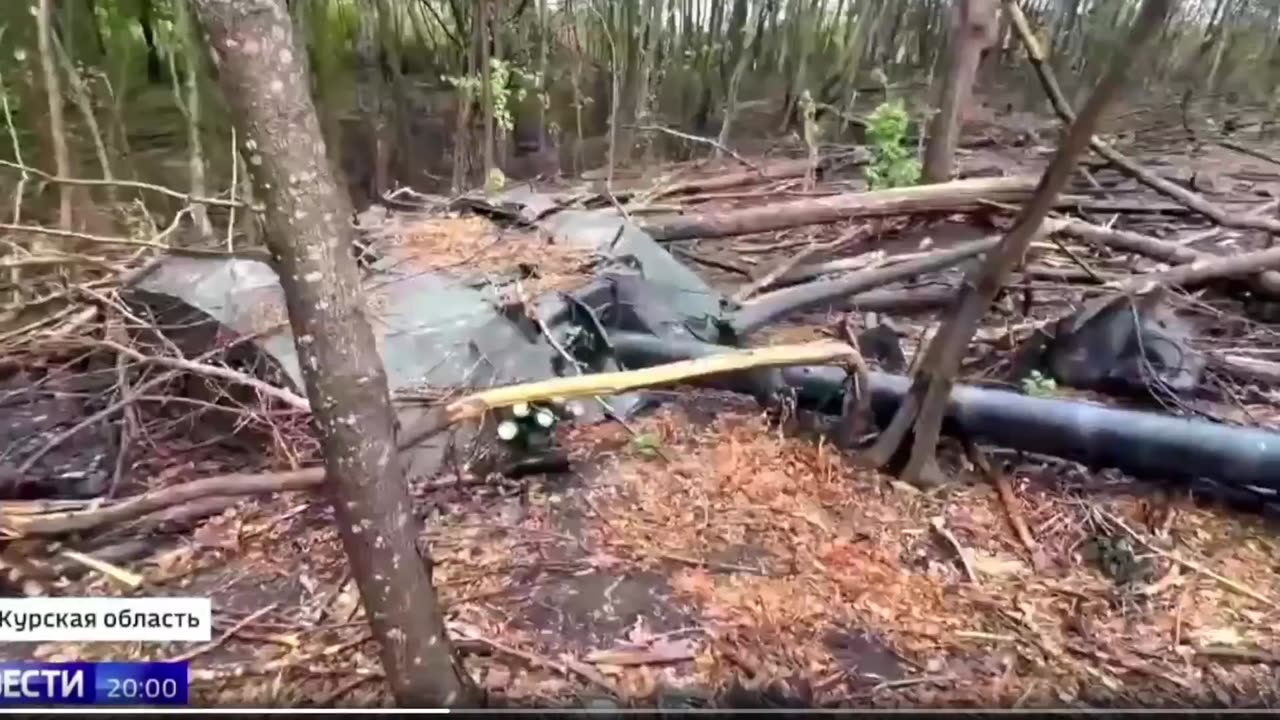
left=134, top=256, right=306, bottom=383
left=483, top=186, right=729, bottom=344
left=134, top=246, right=575, bottom=482
left=542, top=209, right=723, bottom=329
left=133, top=198, right=706, bottom=476
left=135, top=253, right=564, bottom=394
left=480, top=184, right=570, bottom=223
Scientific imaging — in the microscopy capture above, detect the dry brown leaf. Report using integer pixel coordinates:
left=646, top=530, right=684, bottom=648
left=267, top=633, right=302, bottom=649
left=1190, top=626, right=1244, bottom=647
left=586, top=635, right=696, bottom=666
left=970, top=552, right=1029, bottom=578
left=193, top=520, right=238, bottom=552
left=151, top=546, right=194, bottom=574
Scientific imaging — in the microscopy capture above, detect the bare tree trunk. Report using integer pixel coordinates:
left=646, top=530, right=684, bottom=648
left=537, top=0, right=550, bottom=153
left=636, top=0, right=665, bottom=164
left=452, top=3, right=481, bottom=192
left=139, top=0, right=164, bottom=83
left=593, top=4, right=620, bottom=186
left=922, top=0, right=1000, bottom=184
left=614, top=0, right=652, bottom=163
left=1051, top=0, right=1082, bottom=72
left=570, top=8, right=586, bottom=176
left=480, top=0, right=496, bottom=179
left=861, top=0, right=1175, bottom=487
left=356, top=0, right=390, bottom=206
left=693, top=0, right=727, bottom=131
left=189, top=0, right=477, bottom=707
left=980, top=4, right=1011, bottom=87
left=176, top=0, right=212, bottom=239
left=492, top=0, right=508, bottom=170
left=37, top=0, right=72, bottom=234
left=717, top=0, right=767, bottom=154
left=882, top=0, right=908, bottom=66
left=379, top=8, right=411, bottom=192
left=778, top=0, right=817, bottom=133
left=1204, top=22, right=1230, bottom=103
left=51, top=30, right=115, bottom=210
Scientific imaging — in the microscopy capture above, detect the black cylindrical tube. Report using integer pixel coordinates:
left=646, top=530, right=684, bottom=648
left=610, top=331, right=1280, bottom=492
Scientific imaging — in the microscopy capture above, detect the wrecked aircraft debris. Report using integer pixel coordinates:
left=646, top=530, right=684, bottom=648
left=129, top=189, right=1280, bottom=499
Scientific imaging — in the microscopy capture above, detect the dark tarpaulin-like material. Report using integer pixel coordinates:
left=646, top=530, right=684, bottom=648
left=133, top=188, right=1280, bottom=496
left=131, top=190, right=722, bottom=477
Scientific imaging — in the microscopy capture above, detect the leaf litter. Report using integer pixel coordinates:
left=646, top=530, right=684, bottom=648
left=367, top=213, right=596, bottom=297
left=9, top=383, right=1280, bottom=708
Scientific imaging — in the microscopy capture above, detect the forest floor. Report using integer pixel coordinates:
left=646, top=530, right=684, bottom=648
left=3, top=101, right=1280, bottom=708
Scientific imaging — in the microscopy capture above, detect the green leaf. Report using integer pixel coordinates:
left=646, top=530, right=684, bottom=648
left=630, top=433, right=662, bottom=452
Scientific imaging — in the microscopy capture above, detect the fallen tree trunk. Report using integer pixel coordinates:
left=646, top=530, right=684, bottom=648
left=731, top=235, right=1001, bottom=336
left=639, top=176, right=1044, bottom=241
left=0, top=468, right=327, bottom=536
left=840, top=286, right=956, bottom=312
left=1210, top=354, right=1280, bottom=386
left=1049, top=217, right=1280, bottom=296
left=1126, top=243, right=1280, bottom=293
left=650, top=157, right=835, bottom=199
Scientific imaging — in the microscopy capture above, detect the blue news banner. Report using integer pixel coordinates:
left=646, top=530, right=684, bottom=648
left=0, top=661, right=188, bottom=707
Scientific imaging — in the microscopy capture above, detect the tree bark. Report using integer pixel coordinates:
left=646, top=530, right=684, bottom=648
left=452, top=2, right=483, bottom=192
left=716, top=0, right=766, bottom=155
left=480, top=0, right=495, bottom=178
left=140, top=0, right=165, bottom=83
left=176, top=0, right=212, bottom=239
left=492, top=0, right=508, bottom=170
left=537, top=0, right=550, bottom=153
left=640, top=175, right=1041, bottom=241
left=37, top=0, right=72, bottom=234
left=861, top=0, right=1175, bottom=487
left=1048, top=217, right=1280, bottom=297
left=922, top=0, right=1000, bottom=184
left=355, top=0, right=390, bottom=206
left=188, top=0, right=476, bottom=707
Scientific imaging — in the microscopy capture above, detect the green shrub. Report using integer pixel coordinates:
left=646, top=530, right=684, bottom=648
left=865, top=100, right=921, bottom=190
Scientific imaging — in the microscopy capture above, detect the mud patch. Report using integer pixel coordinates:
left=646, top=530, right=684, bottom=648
left=823, top=628, right=909, bottom=684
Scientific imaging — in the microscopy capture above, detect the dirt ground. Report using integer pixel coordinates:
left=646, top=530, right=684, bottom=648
left=3, top=101, right=1280, bottom=708
left=18, top=389, right=1280, bottom=708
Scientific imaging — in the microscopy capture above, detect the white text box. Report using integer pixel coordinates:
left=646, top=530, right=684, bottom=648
left=0, top=597, right=213, bottom=643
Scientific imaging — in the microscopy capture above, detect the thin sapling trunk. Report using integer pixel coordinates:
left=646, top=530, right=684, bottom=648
left=189, top=0, right=477, bottom=706
left=859, top=0, right=1176, bottom=487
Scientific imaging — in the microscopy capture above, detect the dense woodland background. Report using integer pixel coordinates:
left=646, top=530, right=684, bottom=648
left=0, top=0, right=1275, bottom=246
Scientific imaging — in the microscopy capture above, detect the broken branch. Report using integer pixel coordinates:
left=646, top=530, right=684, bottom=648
left=400, top=340, right=864, bottom=448
left=1046, top=217, right=1280, bottom=297
left=1, top=469, right=326, bottom=536
left=0, top=158, right=252, bottom=209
